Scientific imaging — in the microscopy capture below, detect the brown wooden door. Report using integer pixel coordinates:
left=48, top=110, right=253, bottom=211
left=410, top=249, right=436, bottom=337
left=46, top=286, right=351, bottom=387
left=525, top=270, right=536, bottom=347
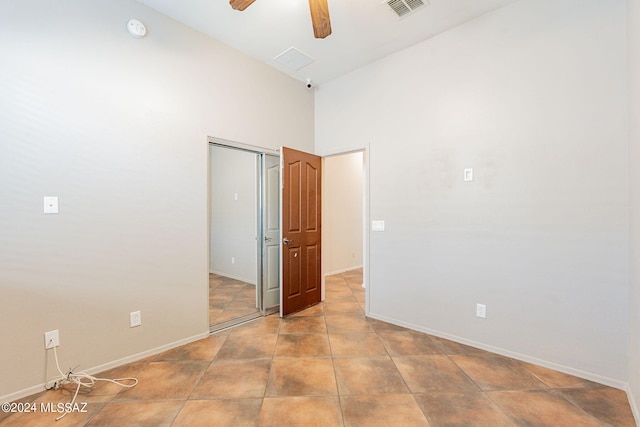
left=281, top=147, right=322, bottom=316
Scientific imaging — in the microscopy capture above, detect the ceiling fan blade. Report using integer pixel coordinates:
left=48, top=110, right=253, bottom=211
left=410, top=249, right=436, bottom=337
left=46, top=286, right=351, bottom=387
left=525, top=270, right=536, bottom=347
left=309, top=0, right=332, bottom=39
left=229, top=0, right=257, bottom=11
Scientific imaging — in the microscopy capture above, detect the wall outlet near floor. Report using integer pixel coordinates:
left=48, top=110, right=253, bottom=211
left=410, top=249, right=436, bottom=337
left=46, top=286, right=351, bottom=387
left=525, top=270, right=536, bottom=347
left=130, top=311, right=142, bottom=328
left=44, top=330, right=60, bottom=349
left=476, top=304, right=487, bottom=319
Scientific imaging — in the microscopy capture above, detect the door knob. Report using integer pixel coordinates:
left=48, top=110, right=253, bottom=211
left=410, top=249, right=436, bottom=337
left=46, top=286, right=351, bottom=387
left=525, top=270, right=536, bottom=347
left=283, top=237, right=291, bottom=245
left=264, top=236, right=273, bottom=242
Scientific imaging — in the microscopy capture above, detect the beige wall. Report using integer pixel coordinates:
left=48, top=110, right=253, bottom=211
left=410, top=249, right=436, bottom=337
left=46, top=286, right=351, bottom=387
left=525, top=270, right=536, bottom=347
left=628, top=0, right=640, bottom=419
left=0, top=0, right=313, bottom=399
left=316, top=0, right=629, bottom=385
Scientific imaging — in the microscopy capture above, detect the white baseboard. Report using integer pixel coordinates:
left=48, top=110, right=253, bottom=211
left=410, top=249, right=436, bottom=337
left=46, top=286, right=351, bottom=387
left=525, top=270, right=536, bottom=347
left=0, top=331, right=210, bottom=403
left=209, top=270, right=256, bottom=285
left=325, top=265, right=363, bottom=276
left=366, top=312, right=628, bottom=391
left=626, top=383, right=640, bottom=426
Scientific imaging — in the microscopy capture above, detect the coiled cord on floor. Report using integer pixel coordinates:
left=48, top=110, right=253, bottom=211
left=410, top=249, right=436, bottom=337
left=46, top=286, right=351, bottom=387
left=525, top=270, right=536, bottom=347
left=44, top=339, right=138, bottom=421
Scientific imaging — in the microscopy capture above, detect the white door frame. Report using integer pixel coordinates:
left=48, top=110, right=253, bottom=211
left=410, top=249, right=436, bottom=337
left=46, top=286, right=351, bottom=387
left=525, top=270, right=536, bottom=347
left=317, top=144, right=370, bottom=315
left=207, top=137, right=280, bottom=330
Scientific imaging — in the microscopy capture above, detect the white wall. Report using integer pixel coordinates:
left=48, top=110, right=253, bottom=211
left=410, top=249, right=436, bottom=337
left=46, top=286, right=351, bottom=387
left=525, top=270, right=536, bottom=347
left=628, top=0, right=640, bottom=418
left=316, top=0, right=629, bottom=384
left=0, top=0, right=313, bottom=399
left=323, top=152, right=364, bottom=275
left=209, top=146, right=258, bottom=284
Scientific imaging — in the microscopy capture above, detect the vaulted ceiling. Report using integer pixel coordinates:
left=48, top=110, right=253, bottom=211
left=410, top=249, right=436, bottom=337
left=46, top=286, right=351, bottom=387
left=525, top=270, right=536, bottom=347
left=135, top=0, right=520, bottom=85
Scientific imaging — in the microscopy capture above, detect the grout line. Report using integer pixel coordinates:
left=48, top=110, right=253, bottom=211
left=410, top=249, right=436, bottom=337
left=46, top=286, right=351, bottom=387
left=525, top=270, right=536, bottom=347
left=332, top=272, right=349, bottom=426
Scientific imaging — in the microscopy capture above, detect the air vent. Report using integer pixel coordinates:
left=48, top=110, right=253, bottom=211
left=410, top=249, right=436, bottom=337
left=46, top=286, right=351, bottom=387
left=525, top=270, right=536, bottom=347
left=273, top=47, right=314, bottom=71
left=385, top=0, right=428, bottom=18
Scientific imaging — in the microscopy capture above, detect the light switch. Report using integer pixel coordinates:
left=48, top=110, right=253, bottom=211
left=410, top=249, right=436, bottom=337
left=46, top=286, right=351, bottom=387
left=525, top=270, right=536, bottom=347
left=476, top=303, right=487, bottom=319
left=464, top=168, right=473, bottom=182
left=43, top=197, right=59, bottom=214
left=371, top=220, right=385, bottom=231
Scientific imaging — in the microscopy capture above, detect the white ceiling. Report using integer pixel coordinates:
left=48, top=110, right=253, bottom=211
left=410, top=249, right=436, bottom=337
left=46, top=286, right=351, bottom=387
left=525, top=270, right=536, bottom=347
left=134, top=0, right=520, bottom=85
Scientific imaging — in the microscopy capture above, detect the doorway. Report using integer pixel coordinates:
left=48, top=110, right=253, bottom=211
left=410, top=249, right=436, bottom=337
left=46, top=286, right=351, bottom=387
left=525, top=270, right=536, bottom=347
left=208, top=139, right=280, bottom=331
left=322, top=151, right=365, bottom=277
left=208, top=140, right=368, bottom=329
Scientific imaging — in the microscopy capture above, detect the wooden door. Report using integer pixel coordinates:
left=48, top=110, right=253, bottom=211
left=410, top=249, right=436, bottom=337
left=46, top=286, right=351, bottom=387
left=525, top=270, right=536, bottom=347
left=281, top=147, right=322, bottom=316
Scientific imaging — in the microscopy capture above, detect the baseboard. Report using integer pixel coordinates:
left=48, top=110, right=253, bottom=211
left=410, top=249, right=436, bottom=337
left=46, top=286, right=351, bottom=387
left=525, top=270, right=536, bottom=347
left=209, top=270, right=256, bottom=285
left=626, top=383, right=640, bottom=426
left=366, top=312, right=628, bottom=391
left=325, top=265, right=363, bottom=276
left=0, top=331, right=210, bottom=403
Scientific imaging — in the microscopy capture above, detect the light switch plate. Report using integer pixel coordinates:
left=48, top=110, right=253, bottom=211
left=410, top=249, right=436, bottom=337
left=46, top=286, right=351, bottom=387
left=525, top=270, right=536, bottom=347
left=43, top=196, right=59, bottom=214
left=371, top=220, right=385, bottom=231
left=464, top=168, right=473, bottom=182
left=476, top=303, right=487, bottom=319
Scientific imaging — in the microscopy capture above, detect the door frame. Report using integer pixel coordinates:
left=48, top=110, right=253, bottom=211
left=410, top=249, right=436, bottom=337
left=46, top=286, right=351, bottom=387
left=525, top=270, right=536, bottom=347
left=207, top=137, right=280, bottom=331
left=317, top=144, right=370, bottom=315
left=206, top=138, right=371, bottom=321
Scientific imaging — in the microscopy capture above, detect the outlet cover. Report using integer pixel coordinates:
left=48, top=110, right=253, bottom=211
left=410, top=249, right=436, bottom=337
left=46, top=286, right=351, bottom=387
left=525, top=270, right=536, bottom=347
left=44, top=330, right=60, bottom=349
left=130, top=311, right=142, bottom=328
left=43, top=196, right=59, bottom=214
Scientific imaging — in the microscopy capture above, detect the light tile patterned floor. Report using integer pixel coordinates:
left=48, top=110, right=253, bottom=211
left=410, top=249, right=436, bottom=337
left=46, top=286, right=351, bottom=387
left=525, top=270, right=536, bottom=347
left=2, top=269, right=637, bottom=426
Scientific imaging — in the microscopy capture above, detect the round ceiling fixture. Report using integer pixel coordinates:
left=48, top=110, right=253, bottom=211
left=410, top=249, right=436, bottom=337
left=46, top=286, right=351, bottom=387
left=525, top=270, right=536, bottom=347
left=127, top=19, right=147, bottom=39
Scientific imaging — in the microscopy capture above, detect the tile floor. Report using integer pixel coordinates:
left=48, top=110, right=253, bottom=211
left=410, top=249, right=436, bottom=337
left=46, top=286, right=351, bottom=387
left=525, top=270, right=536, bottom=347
left=209, top=274, right=260, bottom=327
left=2, top=269, right=637, bottom=426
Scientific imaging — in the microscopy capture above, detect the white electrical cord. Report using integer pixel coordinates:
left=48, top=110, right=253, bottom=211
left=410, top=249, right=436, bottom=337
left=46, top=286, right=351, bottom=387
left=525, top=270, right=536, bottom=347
left=45, top=339, right=138, bottom=421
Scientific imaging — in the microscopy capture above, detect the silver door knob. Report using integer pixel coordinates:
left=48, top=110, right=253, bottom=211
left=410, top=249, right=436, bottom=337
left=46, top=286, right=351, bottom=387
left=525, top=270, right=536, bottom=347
left=283, top=237, right=291, bottom=245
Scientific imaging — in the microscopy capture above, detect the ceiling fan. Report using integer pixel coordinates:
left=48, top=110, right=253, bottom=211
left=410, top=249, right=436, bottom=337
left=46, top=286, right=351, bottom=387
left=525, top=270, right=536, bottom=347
left=229, top=0, right=332, bottom=39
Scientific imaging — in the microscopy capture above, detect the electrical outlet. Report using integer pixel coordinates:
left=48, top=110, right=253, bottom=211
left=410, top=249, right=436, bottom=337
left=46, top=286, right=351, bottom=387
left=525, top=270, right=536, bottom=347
left=231, top=257, right=235, bottom=264
left=476, top=304, right=487, bottom=319
left=44, top=330, right=60, bottom=349
left=43, top=196, right=59, bottom=214
left=130, top=311, right=142, bottom=328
